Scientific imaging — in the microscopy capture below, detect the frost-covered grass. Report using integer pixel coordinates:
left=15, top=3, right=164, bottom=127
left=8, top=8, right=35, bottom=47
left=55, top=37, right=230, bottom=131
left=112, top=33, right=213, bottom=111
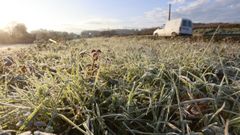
left=0, top=37, right=240, bottom=134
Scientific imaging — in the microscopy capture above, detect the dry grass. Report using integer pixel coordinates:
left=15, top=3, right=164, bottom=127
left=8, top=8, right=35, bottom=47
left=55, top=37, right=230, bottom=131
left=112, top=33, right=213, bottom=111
left=0, top=37, right=240, bottom=134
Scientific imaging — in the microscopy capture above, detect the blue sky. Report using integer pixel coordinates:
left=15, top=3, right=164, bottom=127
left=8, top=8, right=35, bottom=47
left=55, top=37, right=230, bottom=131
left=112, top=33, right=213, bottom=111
left=0, top=0, right=239, bottom=33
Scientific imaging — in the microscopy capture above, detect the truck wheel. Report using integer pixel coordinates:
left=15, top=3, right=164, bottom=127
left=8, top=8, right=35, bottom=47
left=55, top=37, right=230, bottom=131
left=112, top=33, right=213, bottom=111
left=154, top=33, right=159, bottom=37
left=171, top=32, right=177, bottom=37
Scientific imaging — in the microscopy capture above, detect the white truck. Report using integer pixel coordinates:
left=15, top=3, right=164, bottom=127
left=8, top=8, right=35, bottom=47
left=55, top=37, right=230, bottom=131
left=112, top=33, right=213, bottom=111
left=153, top=18, right=193, bottom=37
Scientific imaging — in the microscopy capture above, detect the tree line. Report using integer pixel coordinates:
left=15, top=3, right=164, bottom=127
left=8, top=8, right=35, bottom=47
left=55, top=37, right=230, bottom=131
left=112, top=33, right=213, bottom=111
left=193, top=23, right=240, bottom=29
left=0, top=23, right=79, bottom=44
left=1, top=23, right=238, bottom=44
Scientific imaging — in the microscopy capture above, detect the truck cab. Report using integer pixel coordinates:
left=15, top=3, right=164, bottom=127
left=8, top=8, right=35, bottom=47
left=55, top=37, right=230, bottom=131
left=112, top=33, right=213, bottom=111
left=153, top=18, right=192, bottom=37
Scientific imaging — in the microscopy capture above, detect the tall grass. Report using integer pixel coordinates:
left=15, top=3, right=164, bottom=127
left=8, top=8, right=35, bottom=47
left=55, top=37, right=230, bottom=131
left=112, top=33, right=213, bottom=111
left=0, top=37, right=240, bottom=134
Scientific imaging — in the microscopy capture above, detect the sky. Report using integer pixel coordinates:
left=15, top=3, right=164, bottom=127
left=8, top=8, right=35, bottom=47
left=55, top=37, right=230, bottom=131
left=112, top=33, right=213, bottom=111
left=0, top=0, right=239, bottom=33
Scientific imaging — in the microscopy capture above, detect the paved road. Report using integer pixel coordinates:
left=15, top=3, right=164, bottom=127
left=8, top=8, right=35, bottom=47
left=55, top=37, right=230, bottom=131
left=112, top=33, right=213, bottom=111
left=0, top=44, right=32, bottom=52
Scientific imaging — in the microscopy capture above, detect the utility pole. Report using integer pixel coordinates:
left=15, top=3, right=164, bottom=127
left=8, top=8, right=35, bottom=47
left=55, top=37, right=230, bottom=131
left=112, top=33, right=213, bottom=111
left=168, top=4, right=171, bottom=21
